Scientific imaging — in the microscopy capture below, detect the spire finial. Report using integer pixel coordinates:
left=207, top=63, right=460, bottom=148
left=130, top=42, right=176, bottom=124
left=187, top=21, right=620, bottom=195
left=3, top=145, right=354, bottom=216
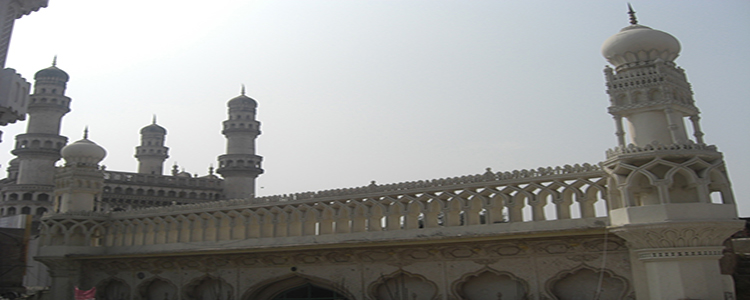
left=627, top=3, right=638, bottom=25
left=52, top=55, right=57, bottom=67
left=152, top=114, right=157, bottom=124
left=241, top=84, right=246, bottom=96
left=83, top=126, right=89, bottom=139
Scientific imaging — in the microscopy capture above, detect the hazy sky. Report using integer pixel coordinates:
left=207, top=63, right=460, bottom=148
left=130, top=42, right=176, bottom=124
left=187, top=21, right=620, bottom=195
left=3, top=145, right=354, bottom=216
left=1, top=1, right=749, bottom=215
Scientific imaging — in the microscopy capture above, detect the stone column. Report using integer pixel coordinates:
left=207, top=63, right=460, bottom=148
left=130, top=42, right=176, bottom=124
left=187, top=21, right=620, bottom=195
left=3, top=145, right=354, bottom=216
left=612, top=222, right=742, bottom=300
left=37, top=258, right=81, bottom=300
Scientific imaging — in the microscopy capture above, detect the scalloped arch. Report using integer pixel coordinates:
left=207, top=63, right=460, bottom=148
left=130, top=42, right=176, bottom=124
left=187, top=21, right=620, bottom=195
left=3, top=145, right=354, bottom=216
left=242, top=274, right=355, bottom=300
left=368, top=270, right=439, bottom=300
left=545, top=265, right=629, bottom=300
left=451, top=267, right=529, bottom=300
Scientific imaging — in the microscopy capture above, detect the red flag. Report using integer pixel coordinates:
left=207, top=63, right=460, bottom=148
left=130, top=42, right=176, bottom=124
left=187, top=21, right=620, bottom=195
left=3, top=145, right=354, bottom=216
left=75, top=286, right=96, bottom=300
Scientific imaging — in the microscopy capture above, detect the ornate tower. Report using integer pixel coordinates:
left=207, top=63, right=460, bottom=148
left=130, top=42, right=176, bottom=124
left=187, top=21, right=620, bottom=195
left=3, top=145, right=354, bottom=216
left=2, top=60, right=70, bottom=216
left=53, top=130, right=106, bottom=213
left=135, top=116, right=169, bottom=175
left=601, top=7, right=742, bottom=300
left=216, top=87, right=263, bottom=199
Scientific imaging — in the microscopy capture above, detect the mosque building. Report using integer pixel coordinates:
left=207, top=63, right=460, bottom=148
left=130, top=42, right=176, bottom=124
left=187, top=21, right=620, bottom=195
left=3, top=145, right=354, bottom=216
left=0, top=5, right=744, bottom=300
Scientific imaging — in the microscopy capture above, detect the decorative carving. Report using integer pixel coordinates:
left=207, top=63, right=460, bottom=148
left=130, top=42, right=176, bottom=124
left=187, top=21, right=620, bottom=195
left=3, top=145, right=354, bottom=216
left=612, top=222, right=742, bottom=250
left=262, top=255, right=290, bottom=265
left=326, top=251, right=353, bottom=263
left=566, top=254, right=599, bottom=262
left=538, top=242, right=571, bottom=254
left=472, top=258, right=500, bottom=265
left=403, top=249, right=433, bottom=260
left=443, top=246, right=477, bottom=258
left=358, top=251, right=392, bottom=262
left=41, top=164, right=610, bottom=249
left=582, top=238, right=625, bottom=252
left=488, top=244, right=524, bottom=256
left=605, top=141, right=718, bottom=159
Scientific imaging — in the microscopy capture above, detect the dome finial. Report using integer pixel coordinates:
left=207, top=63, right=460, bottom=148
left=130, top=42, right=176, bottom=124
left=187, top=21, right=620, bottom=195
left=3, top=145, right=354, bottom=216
left=241, top=84, right=246, bottom=96
left=627, top=3, right=638, bottom=25
left=83, top=126, right=89, bottom=139
left=52, top=55, right=57, bottom=67
left=152, top=114, right=157, bottom=124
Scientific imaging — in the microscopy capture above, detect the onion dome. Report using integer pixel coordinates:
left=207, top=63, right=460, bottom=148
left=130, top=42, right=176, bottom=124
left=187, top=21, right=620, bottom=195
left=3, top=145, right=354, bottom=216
left=601, top=6, right=680, bottom=69
left=141, top=116, right=167, bottom=134
left=141, top=123, right=166, bottom=134
left=61, top=129, right=107, bottom=166
left=228, top=85, right=257, bottom=108
left=34, top=57, right=70, bottom=81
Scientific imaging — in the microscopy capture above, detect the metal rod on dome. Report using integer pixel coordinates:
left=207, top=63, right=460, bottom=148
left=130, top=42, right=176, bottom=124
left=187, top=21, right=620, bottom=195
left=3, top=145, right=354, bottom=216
left=627, top=3, right=638, bottom=25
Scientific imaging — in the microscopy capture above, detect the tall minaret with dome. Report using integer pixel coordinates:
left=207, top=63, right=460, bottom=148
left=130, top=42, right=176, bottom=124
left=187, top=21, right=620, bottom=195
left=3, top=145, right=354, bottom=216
left=601, top=7, right=742, bottom=300
left=216, top=86, right=264, bottom=199
left=13, top=59, right=70, bottom=186
left=135, top=116, right=169, bottom=175
left=1, top=60, right=71, bottom=216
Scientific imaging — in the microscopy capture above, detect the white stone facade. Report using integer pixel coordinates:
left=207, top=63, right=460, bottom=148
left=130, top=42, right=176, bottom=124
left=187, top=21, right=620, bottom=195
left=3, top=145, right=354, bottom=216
left=0, top=6, right=742, bottom=300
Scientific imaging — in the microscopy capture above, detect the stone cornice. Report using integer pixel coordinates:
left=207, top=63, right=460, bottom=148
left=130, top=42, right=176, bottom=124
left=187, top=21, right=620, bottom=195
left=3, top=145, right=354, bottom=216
left=604, top=141, right=720, bottom=161
left=610, top=220, right=743, bottom=250
left=634, top=246, right=724, bottom=262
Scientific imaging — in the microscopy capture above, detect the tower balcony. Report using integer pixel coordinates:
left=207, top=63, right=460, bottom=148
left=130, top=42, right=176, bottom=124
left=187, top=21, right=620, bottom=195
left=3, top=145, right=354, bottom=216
left=27, top=95, right=70, bottom=113
left=216, top=154, right=263, bottom=177
left=222, top=119, right=260, bottom=134
left=12, top=133, right=66, bottom=157
left=134, top=146, right=169, bottom=158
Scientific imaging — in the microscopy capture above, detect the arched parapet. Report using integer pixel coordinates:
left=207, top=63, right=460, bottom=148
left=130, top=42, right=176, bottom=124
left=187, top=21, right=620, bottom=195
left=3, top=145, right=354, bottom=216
left=603, top=154, right=731, bottom=209
left=242, top=274, right=355, bottom=300
left=368, top=270, right=439, bottom=300
left=450, top=267, right=529, bottom=300
left=544, top=265, right=630, bottom=300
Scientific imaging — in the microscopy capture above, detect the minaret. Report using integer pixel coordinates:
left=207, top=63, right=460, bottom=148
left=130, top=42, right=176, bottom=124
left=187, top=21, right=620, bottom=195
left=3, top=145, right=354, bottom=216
left=601, top=7, right=742, bottom=300
left=53, top=129, right=106, bottom=213
left=6, top=60, right=70, bottom=203
left=135, top=116, right=169, bottom=175
left=216, top=86, right=263, bottom=199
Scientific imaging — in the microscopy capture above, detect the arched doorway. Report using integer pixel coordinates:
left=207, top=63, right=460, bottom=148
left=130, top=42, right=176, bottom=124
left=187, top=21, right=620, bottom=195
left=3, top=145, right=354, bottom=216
left=271, top=283, right=348, bottom=300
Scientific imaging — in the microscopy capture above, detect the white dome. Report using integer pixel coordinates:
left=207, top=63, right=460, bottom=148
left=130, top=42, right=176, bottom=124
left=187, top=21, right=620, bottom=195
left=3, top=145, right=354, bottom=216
left=61, top=138, right=107, bottom=166
left=601, top=24, right=680, bottom=69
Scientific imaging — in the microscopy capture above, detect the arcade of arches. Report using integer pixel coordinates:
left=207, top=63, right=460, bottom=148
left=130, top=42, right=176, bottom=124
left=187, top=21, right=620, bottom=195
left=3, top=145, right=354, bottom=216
left=81, top=235, right=633, bottom=300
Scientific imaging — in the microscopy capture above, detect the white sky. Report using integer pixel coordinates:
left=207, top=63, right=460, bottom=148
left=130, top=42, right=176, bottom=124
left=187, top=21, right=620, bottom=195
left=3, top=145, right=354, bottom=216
left=1, top=1, right=749, bottom=215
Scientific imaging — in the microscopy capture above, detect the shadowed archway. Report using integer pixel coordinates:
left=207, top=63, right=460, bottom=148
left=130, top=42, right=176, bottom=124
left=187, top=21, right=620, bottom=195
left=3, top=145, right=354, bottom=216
left=243, top=275, right=353, bottom=300
left=271, top=283, right=348, bottom=300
